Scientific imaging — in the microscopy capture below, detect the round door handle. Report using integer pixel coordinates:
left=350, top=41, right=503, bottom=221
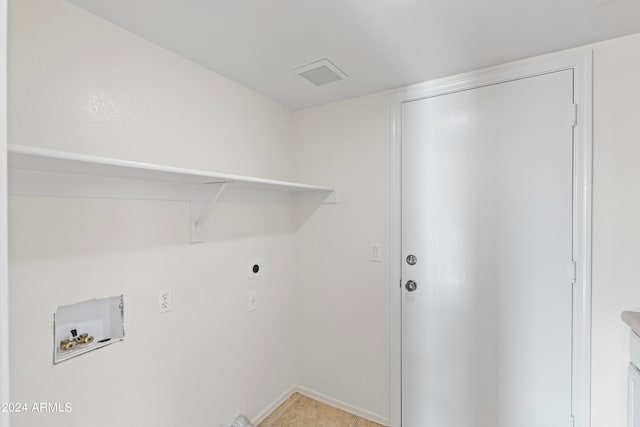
left=405, top=280, right=418, bottom=292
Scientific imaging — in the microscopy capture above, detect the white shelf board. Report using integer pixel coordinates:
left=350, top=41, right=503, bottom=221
left=8, top=144, right=334, bottom=194
left=7, top=144, right=336, bottom=243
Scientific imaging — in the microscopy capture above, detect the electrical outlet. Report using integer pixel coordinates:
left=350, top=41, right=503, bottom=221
left=159, top=289, right=171, bottom=313
left=248, top=258, right=263, bottom=279
left=248, top=291, right=257, bottom=312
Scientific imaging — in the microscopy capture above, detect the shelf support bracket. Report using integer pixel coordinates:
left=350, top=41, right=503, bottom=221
left=324, top=190, right=338, bottom=204
left=190, top=182, right=229, bottom=244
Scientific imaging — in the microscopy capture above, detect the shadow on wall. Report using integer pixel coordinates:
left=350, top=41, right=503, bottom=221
left=293, top=192, right=338, bottom=230
left=7, top=195, right=310, bottom=262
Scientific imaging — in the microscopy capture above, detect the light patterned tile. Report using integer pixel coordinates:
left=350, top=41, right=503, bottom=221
left=269, top=395, right=356, bottom=427
left=258, top=393, right=302, bottom=427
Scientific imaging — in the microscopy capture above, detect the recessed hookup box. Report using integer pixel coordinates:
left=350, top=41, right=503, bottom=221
left=53, top=295, right=125, bottom=364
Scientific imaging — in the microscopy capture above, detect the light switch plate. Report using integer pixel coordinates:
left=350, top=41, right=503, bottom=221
left=370, top=243, right=382, bottom=262
left=248, top=291, right=257, bottom=312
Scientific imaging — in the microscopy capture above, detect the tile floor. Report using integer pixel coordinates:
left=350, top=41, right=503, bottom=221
left=258, top=393, right=385, bottom=427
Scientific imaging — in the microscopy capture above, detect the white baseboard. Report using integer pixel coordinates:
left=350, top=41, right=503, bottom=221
left=251, top=385, right=297, bottom=425
left=294, top=385, right=389, bottom=426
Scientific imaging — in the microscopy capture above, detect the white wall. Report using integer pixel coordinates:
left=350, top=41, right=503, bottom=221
left=9, top=0, right=293, bottom=179
left=8, top=0, right=297, bottom=426
left=293, top=92, right=391, bottom=421
left=591, top=33, right=640, bottom=427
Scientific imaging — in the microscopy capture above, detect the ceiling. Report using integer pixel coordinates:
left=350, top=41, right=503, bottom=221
left=66, top=0, right=640, bottom=110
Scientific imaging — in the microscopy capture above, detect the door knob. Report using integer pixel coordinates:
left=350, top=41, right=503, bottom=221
left=405, top=280, right=418, bottom=292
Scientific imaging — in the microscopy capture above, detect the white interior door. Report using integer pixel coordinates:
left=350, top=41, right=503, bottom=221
left=401, top=70, right=574, bottom=427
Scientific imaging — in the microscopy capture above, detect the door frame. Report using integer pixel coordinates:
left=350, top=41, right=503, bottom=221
left=0, top=0, right=9, bottom=426
left=389, top=49, right=593, bottom=427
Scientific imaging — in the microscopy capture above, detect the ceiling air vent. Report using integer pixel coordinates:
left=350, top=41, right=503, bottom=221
left=294, top=58, right=348, bottom=86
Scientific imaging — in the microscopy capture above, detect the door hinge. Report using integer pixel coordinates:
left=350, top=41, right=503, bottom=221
left=571, top=103, right=578, bottom=127
left=570, top=260, right=577, bottom=285
left=570, top=415, right=575, bottom=427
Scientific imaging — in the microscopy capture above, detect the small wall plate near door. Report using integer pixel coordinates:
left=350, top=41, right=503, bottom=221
left=370, top=243, right=382, bottom=262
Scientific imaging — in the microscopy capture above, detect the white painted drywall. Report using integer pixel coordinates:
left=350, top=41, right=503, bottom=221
left=9, top=0, right=293, bottom=180
left=1, top=0, right=9, bottom=426
left=7, top=0, right=297, bottom=426
left=590, top=33, right=640, bottom=427
left=293, top=92, right=391, bottom=421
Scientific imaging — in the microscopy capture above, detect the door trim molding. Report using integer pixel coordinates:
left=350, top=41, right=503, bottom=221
left=0, top=0, right=9, bottom=425
left=0, top=0, right=9, bottom=426
left=389, top=49, right=593, bottom=427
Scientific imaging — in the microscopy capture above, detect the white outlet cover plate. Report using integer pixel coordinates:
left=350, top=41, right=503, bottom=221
left=159, top=288, right=171, bottom=313
left=248, top=258, right=263, bottom=279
